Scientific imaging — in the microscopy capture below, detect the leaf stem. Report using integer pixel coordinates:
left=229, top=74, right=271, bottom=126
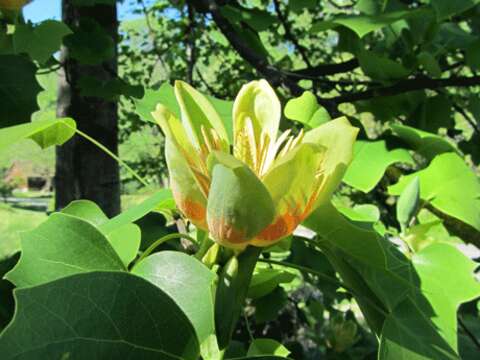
left=67, top=124, right=150, bottom=187
left=258, top=258, right=389, bottom=317
left=136, top=232, right=197, bottom=263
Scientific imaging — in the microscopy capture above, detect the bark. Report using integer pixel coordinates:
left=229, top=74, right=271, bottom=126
left=55, top=0, right=120, bottom=217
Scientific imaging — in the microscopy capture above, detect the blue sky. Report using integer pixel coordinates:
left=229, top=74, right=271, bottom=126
left=23, top=0, right=138, bottom=22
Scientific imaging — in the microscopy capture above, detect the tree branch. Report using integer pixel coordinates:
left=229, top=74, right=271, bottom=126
left=332, top=75, right=480, bottom=104
left=272, top=0, right=312, bottom=68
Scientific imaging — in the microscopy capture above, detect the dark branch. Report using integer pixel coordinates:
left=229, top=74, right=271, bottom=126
left=194, top=0, right=305, bottom=96
left=292, top=58, right=359, bottom=77
left=272, top=0, right=312, bottom=68
left=332, top=75, right=480, bottom=104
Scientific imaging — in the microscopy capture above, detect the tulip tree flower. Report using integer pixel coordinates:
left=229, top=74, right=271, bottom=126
left=153, top=80, right=358, bottom=249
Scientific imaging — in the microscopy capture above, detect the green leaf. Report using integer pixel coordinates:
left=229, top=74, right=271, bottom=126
left=358, top=50, right=410, bottom=81
left=13, top=20, right=71, bottom=64
left=380, top=243, right=480, bottom=359
left=64, top=18, right=115, bottom=65
left=220, top=5, right=277, bottom=32
left=99, top=189, right=174, bottom=234
left=0, top=54, right=42, bottom=126
left=0, top=118, right=76, bottom=153
left=389, top=152, right=480, bottom=232
left=248, top=267, right=295, bottom=299
left=409, top=95, right=453, bottom=132
left=343, top=140, right=414, bottom=193
left=304, top=203, right=480, bottom=359
left=431, top=0, right=480, bottom=20
left=417, top=51, right=442, bottom=77
left=396, top=176, right=420, bottom=230
left=78, top=75, right=144, bottom=101
left=0, top=271, right=200, bottom=360
left=284, top=91, right=330, bottom=128
left=391, top=124, right=457, bottom=160
left=61, top=199, right=108, bottom=226
left=132, top=251, right=216, bottom=346
left=311, top=9, right=426, bottom=38
left=6, top=213, right=125, bottom=288
left=247, top=338, right=291, bottom=358
left=61, top=200, right=142, bottom=267
left=466, top=38, right=480, bottom=70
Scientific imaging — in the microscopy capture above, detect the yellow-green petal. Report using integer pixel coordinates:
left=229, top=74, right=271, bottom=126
left=174, top=80, right=229, bottom=152
left=206, top=151, right=275, bottom=249
left=233, top=79, right=281, bottom=169
left=303, top=117, right=359, bottom=207
left=152, top=105, right=208, bottom=228
left=253, top=143, right=325, bottom=246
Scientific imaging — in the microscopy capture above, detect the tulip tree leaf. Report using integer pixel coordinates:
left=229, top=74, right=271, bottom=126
left=431, top=0, right=480, bottom=20
left=99, top=189, right=174, bottom=233
left=396, top=176, right=420, bottom=231
left=61, top=200, right=141, bottom=267
left=311, top=9, right=426, bottom=38
left=0, top=118, right=76, bottom=153
left=12, top=20, right=71, bottom=64
left=284, top=91, right=330, bottom=129
left=343, top=140, right=415, bottom=193
left=358, top=50, right=410, bottom=81
left=5, top=213, right=125, bottom=288
left=0, top=271, right=200, bottom=360
left=248, top=267, right=296, bottom=299
left=380, top=243, right=480, bottom=359
left=0, top=54, right=42, bottom=126
left=64, top=18, right=115, bottom=65
left=391, top=124, right=457, bottom=160
left=132, top=251, right=216, bottom=345
left=389, top=153, right=480, bottom=232
left=247, top=338, right=291, bottom=357
left=304, top=202, right=480, bottom=359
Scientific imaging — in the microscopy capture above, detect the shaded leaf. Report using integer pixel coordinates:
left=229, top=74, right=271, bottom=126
left=431, top=0, right=480, bottom=20
left=13, top=20, right=71, bottom=64
left=132, top=251, right=216, bottom=345
left=0, top=54, right=42, bottom=126
left=0, top=271, right=200, bottom=360
left=64, top=18, right=115, bottom=65
left=248, top=267, right=295, bottom=299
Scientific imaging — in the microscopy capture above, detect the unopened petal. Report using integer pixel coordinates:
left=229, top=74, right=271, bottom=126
left=206, top=151, right=275, bottom=249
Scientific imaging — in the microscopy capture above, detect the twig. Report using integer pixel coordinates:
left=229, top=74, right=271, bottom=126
left=272, top=0, right=312, bottom=68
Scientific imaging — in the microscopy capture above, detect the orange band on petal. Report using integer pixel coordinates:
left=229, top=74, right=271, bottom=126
left=257, top=212, right=302, bottom=242
left=209, top=217, right=248, bottom=245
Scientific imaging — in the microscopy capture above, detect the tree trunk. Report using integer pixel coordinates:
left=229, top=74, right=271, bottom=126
left=55, top=0, right=120, bottom=217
